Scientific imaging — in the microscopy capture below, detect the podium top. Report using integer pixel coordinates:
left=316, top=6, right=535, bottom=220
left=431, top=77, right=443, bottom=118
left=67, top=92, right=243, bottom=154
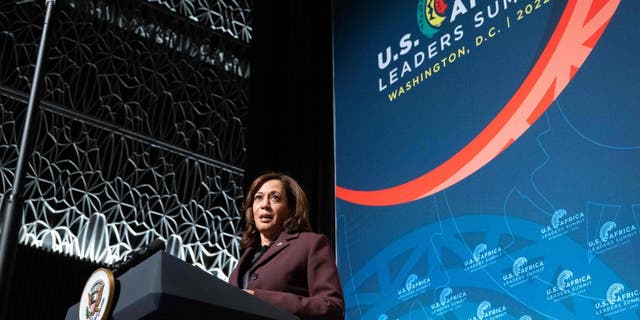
left=66, top=251, right=298, bottom=320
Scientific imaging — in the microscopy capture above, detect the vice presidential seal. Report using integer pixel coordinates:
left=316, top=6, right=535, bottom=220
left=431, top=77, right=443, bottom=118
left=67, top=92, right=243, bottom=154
left=78, top=268, right=115, bottom=320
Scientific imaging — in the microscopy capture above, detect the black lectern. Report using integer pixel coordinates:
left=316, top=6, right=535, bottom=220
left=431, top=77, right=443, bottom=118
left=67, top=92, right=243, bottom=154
left=65, top=251, right=298, bottom=320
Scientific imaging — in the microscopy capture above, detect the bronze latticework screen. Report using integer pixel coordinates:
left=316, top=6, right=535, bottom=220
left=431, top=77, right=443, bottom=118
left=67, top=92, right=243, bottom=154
left=0, top=0, right=251, bottom=280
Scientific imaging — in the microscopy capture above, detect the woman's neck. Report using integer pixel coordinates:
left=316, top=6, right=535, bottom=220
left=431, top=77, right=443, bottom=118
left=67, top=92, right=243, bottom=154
left=259, top=232, right=278, bottom=246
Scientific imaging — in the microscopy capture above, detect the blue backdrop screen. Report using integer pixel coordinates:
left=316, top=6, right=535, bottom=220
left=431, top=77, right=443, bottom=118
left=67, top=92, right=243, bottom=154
left=333, top=0, right=639, bottom=319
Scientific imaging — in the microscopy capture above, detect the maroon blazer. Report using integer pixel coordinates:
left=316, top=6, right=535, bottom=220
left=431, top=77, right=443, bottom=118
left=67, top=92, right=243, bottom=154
left=229, top=231, right=345, bottom=319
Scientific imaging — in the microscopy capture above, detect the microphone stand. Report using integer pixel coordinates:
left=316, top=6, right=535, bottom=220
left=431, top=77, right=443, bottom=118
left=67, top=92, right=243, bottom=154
left=0, top=0, right=57, bottom=316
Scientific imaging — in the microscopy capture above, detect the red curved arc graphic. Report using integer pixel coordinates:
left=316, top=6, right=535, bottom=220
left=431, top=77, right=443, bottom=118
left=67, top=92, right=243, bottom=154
left=336, top=0, right=620, bottom=206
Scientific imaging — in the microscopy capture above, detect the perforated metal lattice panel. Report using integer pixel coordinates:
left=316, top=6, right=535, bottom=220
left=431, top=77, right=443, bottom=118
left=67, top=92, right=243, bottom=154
left=0, top=0, right=252, bottom=280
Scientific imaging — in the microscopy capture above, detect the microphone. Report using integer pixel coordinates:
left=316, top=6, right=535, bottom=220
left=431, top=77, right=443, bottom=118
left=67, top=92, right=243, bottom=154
left=112, top=239, right=166, bottom=277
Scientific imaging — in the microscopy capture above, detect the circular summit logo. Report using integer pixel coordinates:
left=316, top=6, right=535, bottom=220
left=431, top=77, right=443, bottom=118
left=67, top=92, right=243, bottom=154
left=606, top=282, right=625, bottom=305
left=439, top=287, right=453, bottom=303
left=79, top=268, right=115, bottom=320
left=551, top=209, right=567, bottom=229
left=472, top=243, right=487, bottom=262
left=512, top=257, right=528, bottom=276
left=599, top=221, right=617, bottom=242
left=476, top=300, right=492, bottom=320
left=417, top=0, right=448, bottom=38
left=556, top=269, right=573, bottom=290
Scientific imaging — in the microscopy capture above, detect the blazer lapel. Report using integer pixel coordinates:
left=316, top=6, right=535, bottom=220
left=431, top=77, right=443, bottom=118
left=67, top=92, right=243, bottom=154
left=231, top=246, right=254, bottom=285
left=248, top=232, right=299, bottom=273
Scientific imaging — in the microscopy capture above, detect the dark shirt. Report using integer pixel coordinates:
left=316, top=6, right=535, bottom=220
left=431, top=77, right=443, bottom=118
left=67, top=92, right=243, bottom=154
left=240, top=244, right=270, bottom=289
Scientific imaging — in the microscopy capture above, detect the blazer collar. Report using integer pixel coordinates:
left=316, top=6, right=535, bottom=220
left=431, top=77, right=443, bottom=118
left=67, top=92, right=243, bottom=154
left=248, top=231, right=299, bottom=271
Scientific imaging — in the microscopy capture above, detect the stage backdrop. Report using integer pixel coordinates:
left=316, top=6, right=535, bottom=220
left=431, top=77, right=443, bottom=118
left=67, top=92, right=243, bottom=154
left=333, top=0, right=638, bottom=319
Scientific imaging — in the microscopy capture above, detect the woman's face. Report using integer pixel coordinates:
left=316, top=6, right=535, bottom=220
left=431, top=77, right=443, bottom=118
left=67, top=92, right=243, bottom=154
left=252, top=179, right=290, bottom=240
